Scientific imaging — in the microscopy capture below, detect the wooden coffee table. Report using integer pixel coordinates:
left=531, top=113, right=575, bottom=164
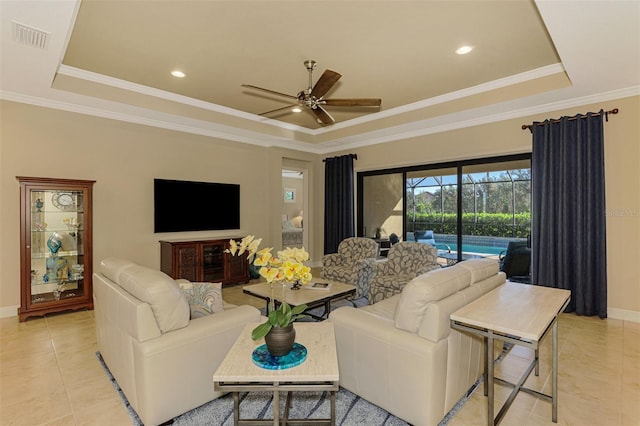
left=213, top=322, right=339, bottom=425
left=243, top=278, right=356, bottom=320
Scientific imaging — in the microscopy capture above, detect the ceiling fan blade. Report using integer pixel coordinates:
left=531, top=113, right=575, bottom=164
left=241, top=84, right=298, bottom=100
left=258, top=104, right=300, bottom=116
left=323, top=98, right=382, bottom=107
left=311, top=105, right=335, bottom=125
left=310, top=70, right=341, bottom=99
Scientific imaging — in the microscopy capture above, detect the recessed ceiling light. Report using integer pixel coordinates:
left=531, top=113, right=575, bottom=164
left=292, top=107, right=302, bottom=113
left=456, top=46, right=473, bottom=55
left=171, top=70, right=185, bottom=78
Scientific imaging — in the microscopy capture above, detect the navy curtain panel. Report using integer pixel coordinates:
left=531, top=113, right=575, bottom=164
left=531, top=110, right=607, bottom=318
left=324, top=155, right=355, bottom=254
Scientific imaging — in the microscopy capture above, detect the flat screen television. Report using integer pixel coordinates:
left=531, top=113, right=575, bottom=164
left=154, top=178, right=240, bottom=233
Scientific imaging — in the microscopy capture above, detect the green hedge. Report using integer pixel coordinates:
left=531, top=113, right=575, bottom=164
left=407, top=212, right=531, bottom=238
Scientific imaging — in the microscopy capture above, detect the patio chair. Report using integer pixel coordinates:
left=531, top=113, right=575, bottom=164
left=367, top=241, right=440, bottom=304
left=389, top=233, right=400, bottom=245
left=499, top=240, right=531, bottom=284
left=413, top=230, right=451, bottom=252
left=321, top=237, right=379, bottom=299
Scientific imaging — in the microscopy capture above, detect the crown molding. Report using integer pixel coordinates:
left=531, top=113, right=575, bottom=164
left=57, top=65, right=315, bottom=135
left=0, top=90, right=324, bottom=153
left=57, top=63, right=566, bottom=137
left=316, top=63, right=567, bottom=133
left=3, top=84, right=637, bottom=156
left=315, top=85, right=640, bottom=153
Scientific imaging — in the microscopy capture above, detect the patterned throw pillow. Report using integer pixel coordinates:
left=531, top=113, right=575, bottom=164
left=177, top=280, right=224, bottom=319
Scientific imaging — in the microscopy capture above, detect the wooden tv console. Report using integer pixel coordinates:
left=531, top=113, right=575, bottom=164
left=160, top=237, right=249, bottom=285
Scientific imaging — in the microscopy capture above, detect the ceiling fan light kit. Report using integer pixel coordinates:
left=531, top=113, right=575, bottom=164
left=242, top=59, right=382, bottom=126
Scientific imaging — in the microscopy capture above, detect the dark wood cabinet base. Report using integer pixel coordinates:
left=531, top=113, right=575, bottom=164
left=19, top=302, right=93, bottom=322
left=160, top=237, right=249, bottom=285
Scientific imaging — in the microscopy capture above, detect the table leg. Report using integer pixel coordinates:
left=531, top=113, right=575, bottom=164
left=552, top=319, right=558, bottom=423
left=233, top=392, right=239, bottom=425
left=323, top=301, right=331, bottom=318
left=331, top=390, right=336, bottom=426
left=483, top=336, right=488, bottom=397
left=283, top=391, right=292, bottom=426
left=273, top=383, right=280, bottom=426
left=487, top=333, right=494, bottom=426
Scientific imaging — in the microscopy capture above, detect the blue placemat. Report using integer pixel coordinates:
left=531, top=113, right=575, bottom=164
left=252, top=342, right=307, bottom=370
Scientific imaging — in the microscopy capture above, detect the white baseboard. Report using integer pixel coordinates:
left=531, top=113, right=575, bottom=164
left=0, top=306, right=19, bottom=319
left=608, top=307, right=640, bottom=323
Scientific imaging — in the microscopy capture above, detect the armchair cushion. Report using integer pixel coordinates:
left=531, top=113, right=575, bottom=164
left=321, top=237, right=379, bottom=299
left=322, top=252, right=344, bottom=268
left=176, top=280, right=224, bottom=318
left=368, top=242, right=440, bottom=304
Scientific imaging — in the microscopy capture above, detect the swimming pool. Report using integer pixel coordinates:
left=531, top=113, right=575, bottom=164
left=431, top=242, right=506, bottom=255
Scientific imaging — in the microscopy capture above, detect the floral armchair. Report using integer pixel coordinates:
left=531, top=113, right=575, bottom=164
left=368, top=241, right=440, bottom=304
left=321, top=237, right=379, bottom=299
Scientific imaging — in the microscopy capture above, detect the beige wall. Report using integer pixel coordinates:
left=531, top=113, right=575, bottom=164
left=1, top=96, right=638, bottom=319
left=0, top=101, right=318, bottom=314
left=334, top=95, right=640, bottom=319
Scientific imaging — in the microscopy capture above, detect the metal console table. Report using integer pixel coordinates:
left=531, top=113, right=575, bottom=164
left=450, top=281, right=570, bottom=426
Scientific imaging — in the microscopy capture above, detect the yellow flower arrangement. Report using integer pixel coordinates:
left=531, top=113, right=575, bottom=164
left=227, top=235, right=312, bottom=285
left=227, top=235, right=312, bottom=340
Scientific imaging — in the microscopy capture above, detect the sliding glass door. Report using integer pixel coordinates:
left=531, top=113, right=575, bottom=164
left=460, top=159, right=531, bottom=261
left=406, top=168, right=458, bottom=259
left=358, top=154, right=531, bottom=266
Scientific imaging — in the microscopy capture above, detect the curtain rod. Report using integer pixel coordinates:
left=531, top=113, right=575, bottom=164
left=323, top=153, right=358, bottom=162
left=521, top=108, right=619, bottom=132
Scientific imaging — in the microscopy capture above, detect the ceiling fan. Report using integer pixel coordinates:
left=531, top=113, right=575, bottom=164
left=242, top=59, right=382, bottom=126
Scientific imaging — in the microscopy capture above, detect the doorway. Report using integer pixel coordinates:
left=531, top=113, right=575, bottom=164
left=282, top=168, right=306, bottom=248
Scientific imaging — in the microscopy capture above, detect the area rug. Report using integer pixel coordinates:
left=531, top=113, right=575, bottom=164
left=97, top=296, right=501, bottom=425
left=97, top=352, right=410, bottom=425
left=97, top=350, right=481, bottom=426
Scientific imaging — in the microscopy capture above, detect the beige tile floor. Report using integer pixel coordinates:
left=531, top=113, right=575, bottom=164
left=1, top=285, right=639, bottom=426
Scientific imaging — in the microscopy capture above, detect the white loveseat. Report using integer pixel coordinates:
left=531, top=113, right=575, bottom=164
left=93, top=257, right=261, bottom=425
left=329, top=258, right=505, bottom=426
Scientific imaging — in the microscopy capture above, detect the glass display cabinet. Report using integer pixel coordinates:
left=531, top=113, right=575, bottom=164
left=17, top=177, right=95, bottom=321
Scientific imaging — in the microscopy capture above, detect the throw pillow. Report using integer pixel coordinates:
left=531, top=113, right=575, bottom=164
left=177, top=280, right=224, bottom=319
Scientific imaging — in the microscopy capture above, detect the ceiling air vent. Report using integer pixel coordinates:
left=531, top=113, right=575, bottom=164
left=11, top=21, right=49, bottom=50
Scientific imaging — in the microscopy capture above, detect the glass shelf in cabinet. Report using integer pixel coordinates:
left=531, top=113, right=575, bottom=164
left=31, top=250, right=80, bottom=259
left=31, top=208, right=83, bottom=213
left=31, top=277, right=83, bottom=286
left=31, top=228, right=84, bottom=233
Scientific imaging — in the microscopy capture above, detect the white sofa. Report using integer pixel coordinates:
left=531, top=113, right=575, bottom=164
left=329, top=258, right=506, bottom=426
left=93, top=257, right=261, bottom=426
